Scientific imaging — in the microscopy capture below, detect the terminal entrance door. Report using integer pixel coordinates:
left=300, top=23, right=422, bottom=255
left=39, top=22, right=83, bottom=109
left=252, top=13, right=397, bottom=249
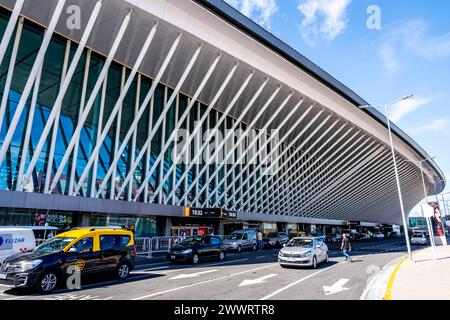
left=171, top=226, right=213, bottom=237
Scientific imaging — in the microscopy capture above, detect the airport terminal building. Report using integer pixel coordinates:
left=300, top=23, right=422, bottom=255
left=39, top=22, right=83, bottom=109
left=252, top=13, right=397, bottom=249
left=0, top=0, right=445, bottom=237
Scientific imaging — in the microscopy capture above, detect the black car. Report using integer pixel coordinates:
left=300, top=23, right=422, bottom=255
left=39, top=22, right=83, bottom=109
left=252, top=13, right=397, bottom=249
left=325, top=233, right=342, bottom=243
left=0, top=229, right=136, bottom=293
left=167, top=236, right=225, bottom=264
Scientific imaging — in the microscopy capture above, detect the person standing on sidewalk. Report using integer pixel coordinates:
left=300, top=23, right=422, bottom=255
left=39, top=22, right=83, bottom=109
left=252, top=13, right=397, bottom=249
left=257, top=230, right=264, bottom=252
left=341, top=234, right=353, bottom=262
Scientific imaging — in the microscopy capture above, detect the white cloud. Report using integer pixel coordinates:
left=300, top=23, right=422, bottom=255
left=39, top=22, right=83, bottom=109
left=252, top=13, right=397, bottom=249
left=408, top=118, right=449, bottom=135
left=380, top=19, right=450, bottom=75
left=297, top=0, right=352, bottom=45
left=390, top=97, right=433, bottom=123
left=224, top=0, right=279, bottom=29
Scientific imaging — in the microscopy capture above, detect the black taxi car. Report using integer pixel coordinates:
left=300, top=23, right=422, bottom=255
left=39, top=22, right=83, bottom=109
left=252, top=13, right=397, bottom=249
left=167, top=236, right=225, bottom=264
left=0, top=227, right=135, bottom=293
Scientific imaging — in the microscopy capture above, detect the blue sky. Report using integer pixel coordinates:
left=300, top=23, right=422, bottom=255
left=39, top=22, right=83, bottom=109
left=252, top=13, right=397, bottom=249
left=224, top=0, right=450, bottom=200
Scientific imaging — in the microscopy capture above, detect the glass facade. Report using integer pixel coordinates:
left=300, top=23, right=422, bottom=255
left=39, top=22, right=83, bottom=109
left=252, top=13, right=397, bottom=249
left=0, top=8, right=283, bottom=211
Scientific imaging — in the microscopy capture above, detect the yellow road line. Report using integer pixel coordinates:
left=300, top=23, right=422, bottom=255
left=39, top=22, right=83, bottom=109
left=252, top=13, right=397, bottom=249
left=384, top=256, right=408, bottom=300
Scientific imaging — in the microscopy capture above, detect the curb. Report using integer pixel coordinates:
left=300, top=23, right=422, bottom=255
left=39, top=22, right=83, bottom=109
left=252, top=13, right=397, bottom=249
left=383, top=256, right=408, bottom=300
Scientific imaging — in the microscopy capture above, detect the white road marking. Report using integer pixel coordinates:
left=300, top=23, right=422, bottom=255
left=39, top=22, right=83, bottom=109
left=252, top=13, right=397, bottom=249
left=136, top=266, right=171, bottom=272
left=132, top=263, right=279, bottom=300
left=323, top=278, right=350, bottom=296
left=260, top=264, right=340, bottom=300
left=239, top=274, right=278, bottom=287
left=135, top=262, right=171, bottom=269
left=170, top=270, right=219, bottom=280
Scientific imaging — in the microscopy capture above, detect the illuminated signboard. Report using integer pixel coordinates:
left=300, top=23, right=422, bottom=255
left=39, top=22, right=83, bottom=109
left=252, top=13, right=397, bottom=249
left=184, top=207, right=237, bottom=219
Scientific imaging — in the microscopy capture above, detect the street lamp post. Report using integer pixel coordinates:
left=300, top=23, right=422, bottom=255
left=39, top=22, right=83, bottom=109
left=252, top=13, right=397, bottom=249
left=360, top=95, right=414, bottom=261
left=405, top=157, right=437, bottom=258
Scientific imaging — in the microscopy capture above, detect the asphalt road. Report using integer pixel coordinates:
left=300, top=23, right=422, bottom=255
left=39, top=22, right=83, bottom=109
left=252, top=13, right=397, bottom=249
left=0, top=238, right=423, bottom=301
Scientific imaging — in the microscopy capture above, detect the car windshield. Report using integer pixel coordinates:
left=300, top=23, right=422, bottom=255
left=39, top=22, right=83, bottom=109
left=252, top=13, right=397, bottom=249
left=412, top=234, right=423, bottom=238
left=267, top=233, right=278, bottom=238
left=34, top=237, right=76, bottom=254
left=287, top=239, right=313, bottom=248
left=179, top=236, right=203, bottom=245
left=226, top=232, right=243, bottom=240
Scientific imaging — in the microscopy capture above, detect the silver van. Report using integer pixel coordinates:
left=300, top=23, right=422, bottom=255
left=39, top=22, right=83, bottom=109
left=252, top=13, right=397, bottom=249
left=223, top=230, right=257, bottom=252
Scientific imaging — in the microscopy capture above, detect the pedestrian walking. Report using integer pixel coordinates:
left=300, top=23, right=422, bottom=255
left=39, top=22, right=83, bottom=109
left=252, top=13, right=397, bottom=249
left=257, top=230, right=264, bottom=252
left=341, top=234, right=352, bottom=262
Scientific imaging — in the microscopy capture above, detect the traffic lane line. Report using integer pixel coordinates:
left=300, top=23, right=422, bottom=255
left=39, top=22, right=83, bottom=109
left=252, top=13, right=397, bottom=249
left=266, top=251, right=405, bottom=301
left=149, top=261, right=319, bottom=300
left=132, top=262, right=280, bottom=300
left=0, top=257, right=268, bottom=300
left=260, top=265, right=339, bottom=300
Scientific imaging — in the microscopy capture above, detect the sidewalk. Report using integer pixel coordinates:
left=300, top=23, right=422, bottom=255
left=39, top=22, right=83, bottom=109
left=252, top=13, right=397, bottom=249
left=364, top=245, right=450, bottom=300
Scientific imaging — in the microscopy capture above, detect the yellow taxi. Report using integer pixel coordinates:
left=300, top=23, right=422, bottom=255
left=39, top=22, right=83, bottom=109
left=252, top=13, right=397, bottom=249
left=0, top=227, right=136, bottom=293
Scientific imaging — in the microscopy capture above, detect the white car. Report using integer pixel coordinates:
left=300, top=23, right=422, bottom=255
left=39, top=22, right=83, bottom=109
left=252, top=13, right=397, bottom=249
left=278, top=237, right=329, bottom=269
left=410, top=233, right=427, bottom=245
left=0, top=228, right=36, bottom=266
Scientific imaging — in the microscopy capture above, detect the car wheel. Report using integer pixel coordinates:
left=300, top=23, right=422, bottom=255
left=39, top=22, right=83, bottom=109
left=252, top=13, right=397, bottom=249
left=192, top=254, right=199, bottom=264
left=38, top=271, right=58, bottom=293
left=276, top=241, right=280, bottom=248
left=252, top=243, right=257, bottom=251
left=116, top=262, right=130, bottom=280
left=237, top=245, right=242, bottom=253
left=218, top=251, right=225, bottom=261
left=325, top=253, right=329, bottom=264
left=312, top=256, right=318, bottom=269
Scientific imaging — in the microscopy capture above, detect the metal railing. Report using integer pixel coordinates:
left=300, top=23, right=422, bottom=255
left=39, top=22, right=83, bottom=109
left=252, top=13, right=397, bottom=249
left=135, top=235, right=227, bottom=258
left=135, top=236, right=184, bottom=258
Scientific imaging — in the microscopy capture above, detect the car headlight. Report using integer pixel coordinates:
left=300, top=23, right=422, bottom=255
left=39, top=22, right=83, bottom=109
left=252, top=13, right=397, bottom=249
left=300, top=252, right=312, bottom=258
left=278, top=252, right=285, bottom=257
left=17, top=260, right=42, bottom=272
left=182, top=249, right=193, bottom=254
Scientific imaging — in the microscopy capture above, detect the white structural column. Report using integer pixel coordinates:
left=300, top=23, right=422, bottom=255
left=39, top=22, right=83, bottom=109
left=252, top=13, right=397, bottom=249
left=257, top=122, right=348, bottom=212
left=311, top=151, right=394, bottom=216
left=0, top=0, right=24, bottom=67
left=130, top=53, right=222, bottom=201
left=16, top=65, right=42, bottom=192
left=218, top=94, right=304, bottom=207
left=241, top=110, right=327, bottom=212
left=100, top=40, right=202, bottom=200
left=110, top=67, right=126, bottom=199
left=0, top=17, right=23, bottom=133
left=212, top=93, right=294, bottom=206
left=46, top=12, right=132, bottom=193
left=184, top=78, right=270, bottom=205
left=163, top=71, right=255, bottom=204
left=194, top=85, right=281, bottom=207
left=289, top=136, right=375, bottom=212
left=89, top=73, right=108, bottom=197
left=127, top=52, right=222, bottom=200
left=20, top=0, right=104, bottom=191
left=44, top=39, right=71, bottom=193
left=143, top=95, right=154, bottom=202
left=244, top=113, right=332, bottom=212
left=254, top=116, right=337, bottom=212
left=73, top=23, right=159, bottom=195
left=339, top=165, right=418, bottom=220
left=294, top=139, right=378, bottom=212
left=0, top=0, right=67, bottom=169
left=156, top=87, right=168, bottom=204
left=93, top=33, right=183, bottom=198
left=69, top=50, right=92, bottom=196
left=142, top=64, right=239, bottom=203
left=268, top=130, right=364, bottom=212
left=313, top=154, right=414, bottom=220
left=294, top=138, right=382, bottom=211
left=155, top=67, right=251, bottom=204
left=230, top=105, right=319, bottom=210
left=128, top=73, right=141, bottom=201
